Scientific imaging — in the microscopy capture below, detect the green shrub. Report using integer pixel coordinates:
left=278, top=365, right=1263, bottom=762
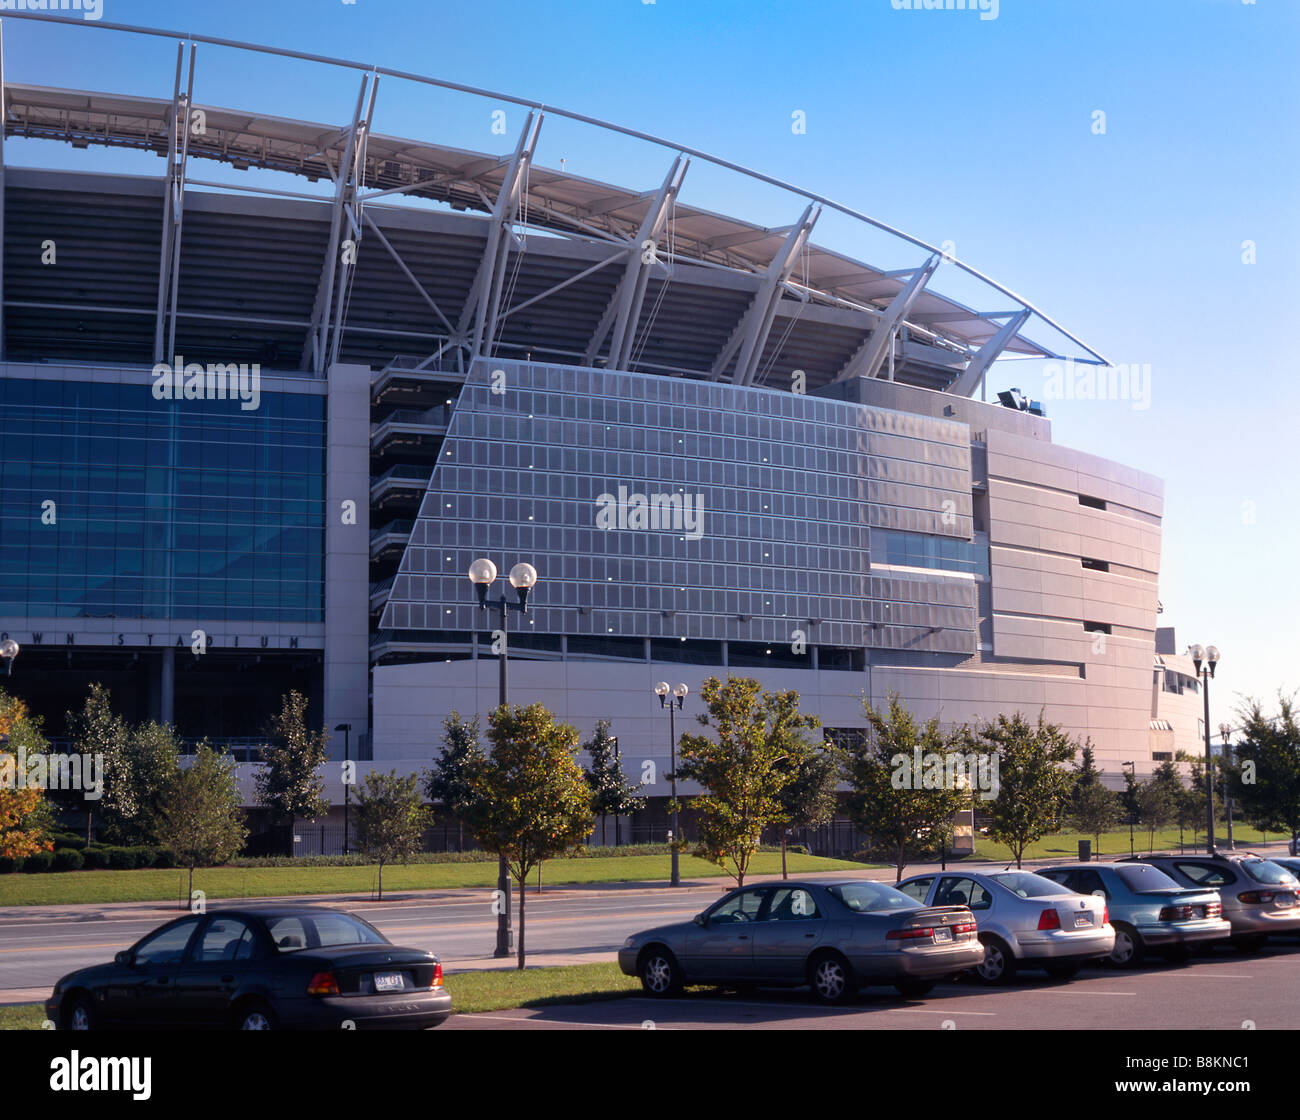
left=81, top=847, right=110, bottom=870
left=22, top=850, right=55, bottom=873
left=105, top=847, right=136, bottom=870
left=0, top=855, right=22, bottom=874
left=151, top=849, right=176, bottom=869
left=52, top=848, right=85, bottom=872
left=127, top=846, right=158, bottom=868
left=49, top=833, right=88, bottom=851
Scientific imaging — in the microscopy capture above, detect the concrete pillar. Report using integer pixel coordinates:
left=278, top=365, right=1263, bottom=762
left=160, top=647, right=175, bottom=726
left=324, top=362, right=372, bottom=762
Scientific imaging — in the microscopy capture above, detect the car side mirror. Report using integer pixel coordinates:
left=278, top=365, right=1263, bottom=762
left=693, top=912, right=707, bottom=927
left=115, top=951, right=133, bottom=967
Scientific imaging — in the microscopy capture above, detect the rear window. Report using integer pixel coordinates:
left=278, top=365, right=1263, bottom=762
left=828, top=881, right=922, bottom=913
left=1116, top=865, right=1182, bottom=893
left=1241, top=859, right=1299, bottom=886
left=987, top=872, right=1069, bottom=898
left=266, top=913, right=389, bottom=952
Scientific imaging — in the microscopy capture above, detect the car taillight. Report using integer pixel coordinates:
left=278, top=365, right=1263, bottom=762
left=954, top=922, right=977, bottom=934
left=1239, top=891, right=1275, bottom=904
left=887, top=927, right=934, bottom=941
left=432, top=962, right=443, bottom=988
left=1207, top=902, right=1221, bottom=917
left=1159, top=905, right=1193, bottom=921
left=1037, top=908, right=1061, bottom=931
left=1103, top=906, right=1109, bottom=925
left=306, top=971, right=340, bottom=996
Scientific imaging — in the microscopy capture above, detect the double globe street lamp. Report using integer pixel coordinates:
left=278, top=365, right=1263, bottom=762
left=0, top=638, right=18, bottom=676
left=467, top=558, right=539, bottom=959
left=1188, top=643, right=1222, bottom=854
left=653, top=681, right=688, bottom=887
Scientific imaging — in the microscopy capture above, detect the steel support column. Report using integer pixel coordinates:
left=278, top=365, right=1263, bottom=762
left=832, top=253, right=941, bottom=383
left=947, top=308, right=1032, bottom=398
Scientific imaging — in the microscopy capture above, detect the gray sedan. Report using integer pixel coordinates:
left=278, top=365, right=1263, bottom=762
left=897, top=870, right=1115, bottom=983
left=618, top=879, right=982, bottom=1004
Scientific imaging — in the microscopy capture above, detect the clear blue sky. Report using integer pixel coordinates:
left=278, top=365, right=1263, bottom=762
left=4, top=0, right=1296, bottom=733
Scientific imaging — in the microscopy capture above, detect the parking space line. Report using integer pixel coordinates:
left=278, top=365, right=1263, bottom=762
left=459, top=1012, right=680, bottom=1029
left=888, top=1008, right=996, bottom=1016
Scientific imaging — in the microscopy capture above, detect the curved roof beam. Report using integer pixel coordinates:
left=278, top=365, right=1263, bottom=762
left=0, top=12, right=1109, bottom=367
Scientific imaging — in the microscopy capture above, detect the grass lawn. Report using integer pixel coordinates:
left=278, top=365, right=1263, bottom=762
left=0, top=852, right=868, bottom=907
left=0, top=962, right=641, bottom=1029
left=970, top=823, right=1284, bottom=864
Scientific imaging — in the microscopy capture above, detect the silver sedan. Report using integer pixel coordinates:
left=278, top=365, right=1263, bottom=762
left=618, top=879, right=982, bottom=1004
left=897, top=870, right=1115, bottom=983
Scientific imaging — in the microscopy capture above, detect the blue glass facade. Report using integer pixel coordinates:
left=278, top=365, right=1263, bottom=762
left=0, top=378, right=325, bottom=623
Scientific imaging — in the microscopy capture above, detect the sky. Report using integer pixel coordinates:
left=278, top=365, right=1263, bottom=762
left=3, top=0, right=1296, bottom=734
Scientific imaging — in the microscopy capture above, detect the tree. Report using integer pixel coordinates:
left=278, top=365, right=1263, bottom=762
left=774, top=742, right=840, bottom=877
left=1227, top=694, right=1300, bottom=849
left=675, top=676, right=819, bottom=890
left=582, top=720, right=640, bottom=846
left=154, top=744, right=248, bottom=899
left=1068, top=743, right=1120, bottom=854
left=977, top=711, right=1077, bottom=868
left=424, top=711, right=485, bottom=851
left=842, top=694, right=969, bottom=883
left=118, top=721, right=182, bottom=846
left=0, top=693, right=54, bottom=860
left=354, top=770, right=431, bottom=901
left=255, top=691, right=329, bottom=856
left=1135, top=764, right=1181, bottom=853
left=463, top=703, right=594, bottom=969
left=63, top=683, right=131, bottom=843
left=1178, top=755, right=1223, bottom=851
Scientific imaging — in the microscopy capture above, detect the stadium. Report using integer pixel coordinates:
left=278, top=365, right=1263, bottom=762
left=0, top=16, right=1198, bottom=846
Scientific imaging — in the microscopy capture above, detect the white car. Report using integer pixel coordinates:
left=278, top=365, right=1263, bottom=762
left=896, top=869, right=1115, bottom=983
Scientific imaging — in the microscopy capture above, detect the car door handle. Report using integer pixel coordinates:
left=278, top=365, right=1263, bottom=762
left=738, top=934, right=749, bottom=940
left=804, top=932, right=816, bottom=938
left=155, top=977, right=169, bottom=984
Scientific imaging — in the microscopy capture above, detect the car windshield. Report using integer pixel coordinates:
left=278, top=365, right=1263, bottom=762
left=266, top=913, right=390, bottom=952
left=828, top=881, right=921, bottom=913
left=1240, top=859, right=1299, bottom=886
left=1116, top=864, right=1182, bottom=893
left=988, top=872, right=1069, bottom=898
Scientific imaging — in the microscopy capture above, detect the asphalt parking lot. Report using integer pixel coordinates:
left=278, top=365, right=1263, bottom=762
left=445, top=942, right=1300, bottom=1030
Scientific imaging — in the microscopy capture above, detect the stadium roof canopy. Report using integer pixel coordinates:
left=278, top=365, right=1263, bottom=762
left=0, top=13, right=1110, bottom=392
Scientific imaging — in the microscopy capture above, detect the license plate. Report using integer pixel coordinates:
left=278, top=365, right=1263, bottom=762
left=932, top=927, right=953, bottom=943
left=1074, top=913, right=1093, bottom=927
left=373, top=971, right=406, bottom=992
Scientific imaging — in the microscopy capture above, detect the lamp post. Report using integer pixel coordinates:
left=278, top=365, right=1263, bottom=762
left=1189, top=644, right=1221, bottom=854
left=1219, top=721, right=1234, bottom=851
left=654, top=681, right=688, bottom=887
left=1122, top=761, right=1136, bottom=856
left=468, top=557, right=538, bottom=959
left=334, top=723, right=351, bottom=856
left=0, top=638, right=18, bottom=676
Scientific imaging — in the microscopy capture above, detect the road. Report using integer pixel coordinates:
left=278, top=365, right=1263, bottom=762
left=0, top=878, right=733, bottom=1001
left=445, top=944, right=1300, bottom=1030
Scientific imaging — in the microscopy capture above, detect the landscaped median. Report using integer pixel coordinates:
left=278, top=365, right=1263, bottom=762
left=0, top=961, right=641, bottom=1030
left=0, top=851, right=866, bottom=907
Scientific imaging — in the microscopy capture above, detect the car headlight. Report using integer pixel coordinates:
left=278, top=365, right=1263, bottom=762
left=623, top=937, right=636, bottom=948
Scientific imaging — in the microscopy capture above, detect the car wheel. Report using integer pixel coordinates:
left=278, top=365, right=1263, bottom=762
left=808, top=951, right=856, bottom=1005
left=975, top=935, right=1017, bottom=985
left=638, top=947, right=683, bottom=998
left=893, top=979, right=935, bottom=998
left=63, top=994, right=94, bottom=1031
left=1108, top=923, right=1145, bottom=969
left=234, top=1000, right=277, bottom=1030
left=1044, top=962, right=1081, bottom=980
